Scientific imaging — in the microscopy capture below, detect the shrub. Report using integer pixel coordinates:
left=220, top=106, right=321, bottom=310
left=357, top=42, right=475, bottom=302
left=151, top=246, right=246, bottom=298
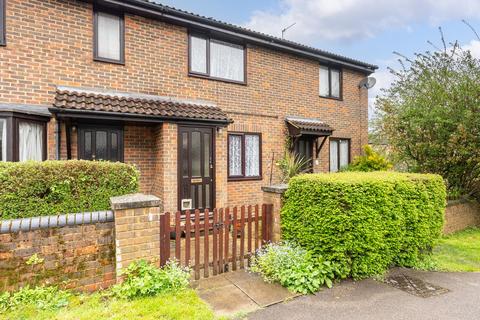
left=344, top=145, right=392, bottom=172
left=276, top=151, right=311, bottom=183
left=0, top=286, right=71, bottom=312
left=250, top=242, right=341, bottom=294
left=111, top=260, right=191, bottom=300
left=0, top=160, right=139, bottom=219
left=281, top=172, right=446, bottom=279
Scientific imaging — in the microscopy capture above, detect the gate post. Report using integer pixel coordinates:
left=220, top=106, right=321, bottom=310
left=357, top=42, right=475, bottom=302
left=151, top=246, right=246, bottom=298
left=159, top=212, right=170, bottom=266
left=262, top=184, right=288, bottom=243
left=110, top=193, right=162, bottom=282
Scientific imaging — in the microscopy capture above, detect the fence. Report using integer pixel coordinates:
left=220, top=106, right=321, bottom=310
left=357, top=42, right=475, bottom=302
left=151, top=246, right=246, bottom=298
left=160, top=204, right=273, bottom=280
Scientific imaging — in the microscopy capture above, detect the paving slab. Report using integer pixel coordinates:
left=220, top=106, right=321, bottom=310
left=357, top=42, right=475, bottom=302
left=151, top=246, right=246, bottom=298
left=198, top=283, right=259, bottom=316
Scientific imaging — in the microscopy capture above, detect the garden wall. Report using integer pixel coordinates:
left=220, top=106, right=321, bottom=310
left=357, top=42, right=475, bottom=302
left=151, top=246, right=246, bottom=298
left=0, top=212, right=115, bottom=292
left=444, top=199, right=480, bottom=234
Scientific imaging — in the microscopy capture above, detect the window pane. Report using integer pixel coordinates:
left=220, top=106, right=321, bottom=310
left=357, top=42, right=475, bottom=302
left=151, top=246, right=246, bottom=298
left=182, top=132, right=188, bottom=177
left=331, top=69, right=340, bottom=98
left=329, top=140, right=338, bottom=172
left=95, top=131, right=107, bottom=160
left=319, top=66, right=329, bottom=96
left=205, top=184, right=210, bottom=209
left=229, top=135, right=242, bottom=176
left=0, top=0, right=5, bottom=45
left=190, top=36, right=207, bottom=73
left=84, top=131, right=92, bottom=160
left=19, top=122, right=44, bottom=161
left=204, top=133, right=211, bottom=178
left=97, top=12, right=121, bottom=61
left=111, top=132, right=118, bottom=162
left=245, top=135, right=260, bottom=177
left=210, top=40, right=244, bottom=82
left=191, top=131, right=201, bottom=177
left=0, top=119, right=6, bottom=161
left=339, top=140, right=349, bottom=169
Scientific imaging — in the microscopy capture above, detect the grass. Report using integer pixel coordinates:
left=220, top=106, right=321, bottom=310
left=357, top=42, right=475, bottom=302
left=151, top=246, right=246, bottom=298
left=430, top=228, right=480, bottom=272
left=0, top=289, right=216, bottom=320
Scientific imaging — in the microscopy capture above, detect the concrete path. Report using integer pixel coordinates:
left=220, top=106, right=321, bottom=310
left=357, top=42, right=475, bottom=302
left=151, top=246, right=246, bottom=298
left=248, top=268, right=480, bottom=320
left=193, top=270, right=298, bottom=317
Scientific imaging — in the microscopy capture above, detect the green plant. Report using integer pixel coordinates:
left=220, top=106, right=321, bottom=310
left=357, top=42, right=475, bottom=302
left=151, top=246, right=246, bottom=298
left=26, top=253, right=44, bottom=266
left=0, top=160, right=139, bottom=219
left=276, top=152, right=311, bottom=183
left=281, top=172, right=446, bottom=279
left=0, top=286, right=71, bottom=312
left=250, top=242, right=341, bottom=294
left=111, top=260, right=191, bottom=300
left=343, top=145, right=392, bottom=172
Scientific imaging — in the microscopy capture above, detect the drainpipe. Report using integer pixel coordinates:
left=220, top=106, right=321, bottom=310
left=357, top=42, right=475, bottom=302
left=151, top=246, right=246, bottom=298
left=55, top=117, right=61, bottom=160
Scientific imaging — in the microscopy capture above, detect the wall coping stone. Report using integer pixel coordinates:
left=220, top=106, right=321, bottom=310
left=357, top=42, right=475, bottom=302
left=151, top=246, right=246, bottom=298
left=110, top=193, right=161, bottom=210
left=262, top=184, right=288, bottom=194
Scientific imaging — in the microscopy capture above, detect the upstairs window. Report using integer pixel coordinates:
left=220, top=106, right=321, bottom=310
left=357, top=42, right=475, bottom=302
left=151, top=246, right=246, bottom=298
left=94, top=9, right=124, bottom=64
left=189, top=34, right=245, bottom=83
left=228, top=133, right=261, bottom=180
left=330, top=138, right=350, bottom=172
left=0, top=0, right=5, bottom=46
left=319, top=65, right=341, bottom=99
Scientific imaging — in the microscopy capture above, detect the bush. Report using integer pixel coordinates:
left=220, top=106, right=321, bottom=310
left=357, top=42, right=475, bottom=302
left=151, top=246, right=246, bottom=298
left=0, top=160, right=139, bottom=219
left=111, top=260, right=191, bottom=300
left=281, top=172, right=446, bottom=279
left=0, top=286, right=71, bottom=312
left=250, top=242, right=341, bottom=294
left=344, top=145, right=392, bottom=172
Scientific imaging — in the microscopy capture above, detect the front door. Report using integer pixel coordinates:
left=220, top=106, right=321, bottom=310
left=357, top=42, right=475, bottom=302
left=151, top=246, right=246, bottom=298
left=178, top=126, right=215, bottom=212
left=78, top=125, right=124, bottom=162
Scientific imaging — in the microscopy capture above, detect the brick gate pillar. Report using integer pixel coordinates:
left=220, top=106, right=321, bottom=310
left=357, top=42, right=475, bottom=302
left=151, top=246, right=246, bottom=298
left=262, top=184, right=288, bottom=243
left=110, top=193, right=162, bottom=281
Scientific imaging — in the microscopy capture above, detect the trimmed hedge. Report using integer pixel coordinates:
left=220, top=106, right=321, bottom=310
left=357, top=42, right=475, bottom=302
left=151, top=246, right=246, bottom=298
left=0, top=161, right=139, bottom=219
left=281, top=172, right=446, bottom=279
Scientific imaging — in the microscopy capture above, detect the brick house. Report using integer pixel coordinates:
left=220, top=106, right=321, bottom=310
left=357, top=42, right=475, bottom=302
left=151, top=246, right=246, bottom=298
left=0, top=0, right=377, bottom=213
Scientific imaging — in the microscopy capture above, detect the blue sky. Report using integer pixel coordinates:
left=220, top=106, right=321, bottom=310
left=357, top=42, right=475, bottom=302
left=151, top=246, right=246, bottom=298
left=162, top=0, right=480, bottom=106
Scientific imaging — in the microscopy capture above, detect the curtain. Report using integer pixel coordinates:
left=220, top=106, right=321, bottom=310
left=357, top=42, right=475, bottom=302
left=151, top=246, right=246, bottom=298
left=229, top=135, right=242, bottom=176
left=331, top=69, right=340, bottom=98
left=339, top=140, right=349, bottom=169
left=210, top=40, right=244, bottom=82
left=330, top=140, right=338, bottom=172
left=319, top=66, right=329, bottom=96
left=97, top=12, right=121, bottom=61
left=245, top=135, right=260, bottom=177
left=0, top=119, right=5, bottom=162
left=190, top=36, right=207, bottom=73
left=19, top=121, right=44, bottom=161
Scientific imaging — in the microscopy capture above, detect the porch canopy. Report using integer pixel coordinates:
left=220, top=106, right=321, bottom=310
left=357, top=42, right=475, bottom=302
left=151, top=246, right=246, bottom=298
left=285, top=116, right=334, bottom=157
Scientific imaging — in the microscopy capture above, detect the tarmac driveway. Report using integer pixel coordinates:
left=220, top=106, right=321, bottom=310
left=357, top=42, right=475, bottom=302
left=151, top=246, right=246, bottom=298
left=248, top=268, right=480, bottom=320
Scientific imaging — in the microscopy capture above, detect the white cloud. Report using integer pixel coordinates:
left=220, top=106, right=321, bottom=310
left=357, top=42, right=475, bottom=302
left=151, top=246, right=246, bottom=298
left=462, top=39, right=480, bottom=58
left=245, top=0, right=480, bottom=43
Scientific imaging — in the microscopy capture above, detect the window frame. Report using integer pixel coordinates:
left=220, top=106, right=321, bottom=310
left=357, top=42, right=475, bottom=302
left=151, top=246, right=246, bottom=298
left=319, top=65, right=343, bottom=100
left=93, top=7, right=125, bottom=65
left=188, top=32, right=247, bottom=85
left=0, top=0, right=6, bottom=46
left=227, top=132, right=262, bottom=181
left=329, top=138, right=351, bottom=172
left=77, top=124, right=125, bottom=162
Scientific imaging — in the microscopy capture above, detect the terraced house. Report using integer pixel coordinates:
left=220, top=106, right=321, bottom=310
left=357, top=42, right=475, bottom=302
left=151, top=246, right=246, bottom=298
left=0, top=0, right=377, bottom=213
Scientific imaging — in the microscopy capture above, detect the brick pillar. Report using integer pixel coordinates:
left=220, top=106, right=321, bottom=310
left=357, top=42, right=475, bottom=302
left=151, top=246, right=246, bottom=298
left=110, top=193, right=162, bottom=281
left=262, top=184, right=288, bottom=243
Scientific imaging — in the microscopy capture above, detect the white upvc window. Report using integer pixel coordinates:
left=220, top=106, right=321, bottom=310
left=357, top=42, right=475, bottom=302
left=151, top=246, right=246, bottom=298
left=94, top=10, right=124, bottom=63
left=330, top=138, right=350, bottom=172
left=320, top=65, right=341, bottom=99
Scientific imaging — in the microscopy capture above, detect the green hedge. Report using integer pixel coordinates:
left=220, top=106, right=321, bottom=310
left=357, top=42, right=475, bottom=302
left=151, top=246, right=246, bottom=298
left=0, top=161, right=139, bottom=219
left=281, top=172, right=446, bottom=279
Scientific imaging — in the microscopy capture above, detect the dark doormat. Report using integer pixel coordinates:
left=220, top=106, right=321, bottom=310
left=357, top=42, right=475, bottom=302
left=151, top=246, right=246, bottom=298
left=384, top=274, right=449, bottom=298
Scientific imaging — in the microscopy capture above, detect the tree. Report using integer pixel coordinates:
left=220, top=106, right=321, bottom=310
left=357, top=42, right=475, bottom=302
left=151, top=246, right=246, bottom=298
left=375, top=38, right=480, bottom=196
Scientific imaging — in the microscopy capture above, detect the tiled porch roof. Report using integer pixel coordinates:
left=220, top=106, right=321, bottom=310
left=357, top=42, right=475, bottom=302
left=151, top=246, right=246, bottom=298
left=286, top=116, right=334, bottom=136
left=52, top=86, right=232, bottom=124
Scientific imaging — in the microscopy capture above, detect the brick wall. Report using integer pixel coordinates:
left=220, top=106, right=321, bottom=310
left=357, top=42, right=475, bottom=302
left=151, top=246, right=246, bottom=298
left=0, top=221, right=115, bottom=292
left=1, top=0, right=370, bottom=210
left=444, top=200, right=480, bottom=234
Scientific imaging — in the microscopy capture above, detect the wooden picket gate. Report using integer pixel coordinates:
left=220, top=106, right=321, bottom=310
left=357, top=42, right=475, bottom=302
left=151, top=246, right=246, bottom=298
left=159, top=204, right=273, bottom=280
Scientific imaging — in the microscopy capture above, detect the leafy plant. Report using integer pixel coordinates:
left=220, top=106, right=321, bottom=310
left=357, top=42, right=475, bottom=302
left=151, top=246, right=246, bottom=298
left=276, top=152, right=311, bottom=183
left=0, top=286, right=71, bottom=312
left=111, top=260, right=191, bottom=300
left=25, top=253, right=44, bottom=266
left=343, top=145, right=392, bottom=172
left=250, top=242, right=342, bottom=294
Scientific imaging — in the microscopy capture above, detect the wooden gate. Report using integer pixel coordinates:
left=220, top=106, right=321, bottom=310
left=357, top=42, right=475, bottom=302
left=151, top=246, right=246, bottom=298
left=159, top=204, right=273, bottom=280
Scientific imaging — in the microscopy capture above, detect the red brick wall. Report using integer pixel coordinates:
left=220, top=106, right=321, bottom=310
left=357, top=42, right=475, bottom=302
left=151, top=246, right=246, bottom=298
left=0, top=222, right=115, bottom=292
left=444, top=200, right=480, bottom=234
left=0, top=0, right=370, bottom=210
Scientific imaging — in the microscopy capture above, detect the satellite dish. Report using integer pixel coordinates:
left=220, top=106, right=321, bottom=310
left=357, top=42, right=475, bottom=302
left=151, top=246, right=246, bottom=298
left=359, top=77, right=376, bottom=89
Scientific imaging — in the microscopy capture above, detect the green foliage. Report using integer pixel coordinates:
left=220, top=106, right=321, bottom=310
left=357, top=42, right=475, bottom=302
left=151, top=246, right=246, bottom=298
left=281, top=172, right=446, bottom=279
left=344, top=145, right=392, bottom=172
left=250, top=242, right=341, bottom=294
left=0, top=160, right=139, bottom=219
left=111, top=260, right=191, bottom=300
left=276, top=152, right=311, bottom=183
left=374, top=41, right=480, bottom=197
left=0, top=286, right=71, bottom=312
